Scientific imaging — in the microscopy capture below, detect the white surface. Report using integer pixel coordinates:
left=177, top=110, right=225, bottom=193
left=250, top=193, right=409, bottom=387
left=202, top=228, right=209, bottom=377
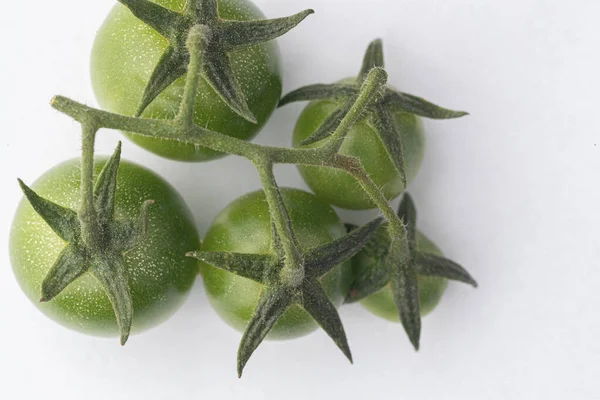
left=1, top=0, right=599, bottom=398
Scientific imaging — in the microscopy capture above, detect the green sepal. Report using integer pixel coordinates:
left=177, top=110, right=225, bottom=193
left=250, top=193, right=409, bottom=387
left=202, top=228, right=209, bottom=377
left=135, top=47, right=189, bottom=117
left=187, top=251, right=275, bottom=283
left=219, top=9, right=314, bottom=51
left=94, top=142, right=122, bottom=225
left=305, top=217, right=384, bottom=277
left=18, top=179, right=81, bottom=243
left=91, top=254, right=133, bottom=346
left=40, top=245, right=88, bottom=302
left=415, top=252, right=478, bottom=287
left=384, top=90, right=468, bottom=119
left=201, top=48, right=257, bottom=123
left=390, top=250, right=421, bottom=350
left=368, top=107, right=407, bottom=187
left=397, top=193, right=417, bottom=251
left=301, top=279, right=352, bottom=363
left=358, top=38, right=384, bottom=84
left=278, top=84, right=358, bottom=107
left=299, top=106, right=349, bottom=146
left=117, top=0, right=182, bottom=38
left=121, top=0, right=313, bottom=121
left=238, top=286, right=295, bottom=377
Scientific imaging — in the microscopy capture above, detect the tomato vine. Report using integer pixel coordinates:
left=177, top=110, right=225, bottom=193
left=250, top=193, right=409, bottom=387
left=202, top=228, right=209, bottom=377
left=16, top=0, right=477, bottom=377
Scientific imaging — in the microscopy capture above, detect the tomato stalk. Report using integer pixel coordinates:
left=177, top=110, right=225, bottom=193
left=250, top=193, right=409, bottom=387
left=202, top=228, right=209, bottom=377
left=255, top=160, right=304, bottom=286
left=78, top=123, right=101, bottom=248
left=50, top=39, right=421, bottom=349
left=46, top=5, right=474, bottom=366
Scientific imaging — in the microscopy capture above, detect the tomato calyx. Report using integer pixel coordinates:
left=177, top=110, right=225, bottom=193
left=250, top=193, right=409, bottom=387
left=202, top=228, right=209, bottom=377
left=279, top=38, right=468, bottom=188
left=17, top=143, right=153, bottom=345
left=188, top=216, right=384, bottom=377
left=345, top=193, right=478, bottom=348
left=117, top=0, right=313, bottom=122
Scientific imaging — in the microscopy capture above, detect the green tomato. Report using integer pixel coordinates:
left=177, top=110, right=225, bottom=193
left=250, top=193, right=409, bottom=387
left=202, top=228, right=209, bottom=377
left=200, top=188, right=352, bottom=339
left=91, top=0, right=282, bottom=162
left=10, top=158, right=199, bottom=337
left=356, top=231, right=448, bottom=321
left=292, top=81, right=425, bottom=210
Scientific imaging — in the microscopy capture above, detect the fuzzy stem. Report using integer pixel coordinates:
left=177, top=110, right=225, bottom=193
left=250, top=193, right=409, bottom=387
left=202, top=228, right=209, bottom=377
left=176, top=25, right=210, bottom=126
left=79, top=123, right=100, bottom=247
left=323, top=67, right=388, bottom=155
left=255, top=160, right=304, bottom=286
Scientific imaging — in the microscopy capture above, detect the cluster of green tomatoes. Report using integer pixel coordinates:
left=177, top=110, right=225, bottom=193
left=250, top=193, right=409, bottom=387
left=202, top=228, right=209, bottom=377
left=9, top=0, right=476, bottom=376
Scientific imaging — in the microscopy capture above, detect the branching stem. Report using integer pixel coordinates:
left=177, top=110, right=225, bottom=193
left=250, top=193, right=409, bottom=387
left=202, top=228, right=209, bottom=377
left=49, top=26, right=410, bottom=289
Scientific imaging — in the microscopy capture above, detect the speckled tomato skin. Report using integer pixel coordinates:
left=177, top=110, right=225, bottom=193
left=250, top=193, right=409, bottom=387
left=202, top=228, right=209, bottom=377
left=292, top=80, right=426, bottom=210
left=199, top=188, right=353, bottom=340
left=9, top=158, right=199, bottom=337
left=356, top=231, right=449, bottom=321
left=91, top=0, right=282, bottom=162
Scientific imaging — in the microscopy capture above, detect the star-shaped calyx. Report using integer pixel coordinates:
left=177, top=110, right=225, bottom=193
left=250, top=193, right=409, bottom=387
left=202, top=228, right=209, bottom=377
left=279, top=39, right=468, bottom=187
left=18, top=143, right=153, bottom=345
left=117, top=0, right=314, bottom=122
left=187, top=216, right=384, bottom=377
left=345, top=193, right=477, bottom=347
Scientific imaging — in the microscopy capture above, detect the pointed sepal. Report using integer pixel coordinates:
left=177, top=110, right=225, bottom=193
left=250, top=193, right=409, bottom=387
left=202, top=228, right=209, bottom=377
left=415, top=252, right=478, bottom=287
left=390, top=252, right=421, bottom=350
left=238, top=286, right=295, bottom=377
left=368, top=107, right=407, bottom=187
left=305, top=217, right=384, bottom=277
left=187, top=251, right=274, bottom=283
left=220, top=9, right=314, bottom=51
left=201, top=49, right=257, bottom=123
left=136, top=46, right=189, bottom=116
left=40, top=245, right=88, bottom=302
left=397, top=193, right=417, bottom=251
left=279, top=84, right=358, bottom=107
left=94, top=142, right=122, bottom=225
left=358, top=39, right=384, bottom=84
left=299, top=106, right=349, bottom=146
left=91, top=255, right=133, bottom=345
left=118, top=0, right=182, bottom=37
left=18, top=179, right=81, bottom=243
left=301, top=280, right=352, bottom=363
left=385, top=90, right=468, bottom=119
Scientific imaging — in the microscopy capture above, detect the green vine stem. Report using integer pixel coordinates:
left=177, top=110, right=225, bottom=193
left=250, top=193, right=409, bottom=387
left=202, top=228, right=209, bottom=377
left=35, top=1, right=476, bottom=371
left=50, top=25, right=419, bottom=349
left=79, top=123, right=100, bottom=247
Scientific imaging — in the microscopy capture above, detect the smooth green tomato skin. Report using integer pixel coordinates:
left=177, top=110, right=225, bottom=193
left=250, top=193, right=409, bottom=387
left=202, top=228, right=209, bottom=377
left=91, top=0, right=282, bottom=162
left=356, top=231, right=448, bottom=322
left=292, top=83, right=425, bottom=210
left=199, top=188, right=353, bottom=340
left=9, top=158, right=199, bottom=337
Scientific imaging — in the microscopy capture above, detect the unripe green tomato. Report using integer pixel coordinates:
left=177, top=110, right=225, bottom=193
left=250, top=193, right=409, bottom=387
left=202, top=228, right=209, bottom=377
left=91, top=0, right=282, bottom=161
left=292, top=80, right=425, bottom=210
left=199, top=188, right=353, bottom=339
left=356, top=231, right=448, bottom=321
left=10, top=158, right=199, bottom=337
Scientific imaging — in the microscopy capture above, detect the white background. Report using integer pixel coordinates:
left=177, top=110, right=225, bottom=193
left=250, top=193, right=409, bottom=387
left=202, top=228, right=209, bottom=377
left=1, top=0, right=599, bottom=398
